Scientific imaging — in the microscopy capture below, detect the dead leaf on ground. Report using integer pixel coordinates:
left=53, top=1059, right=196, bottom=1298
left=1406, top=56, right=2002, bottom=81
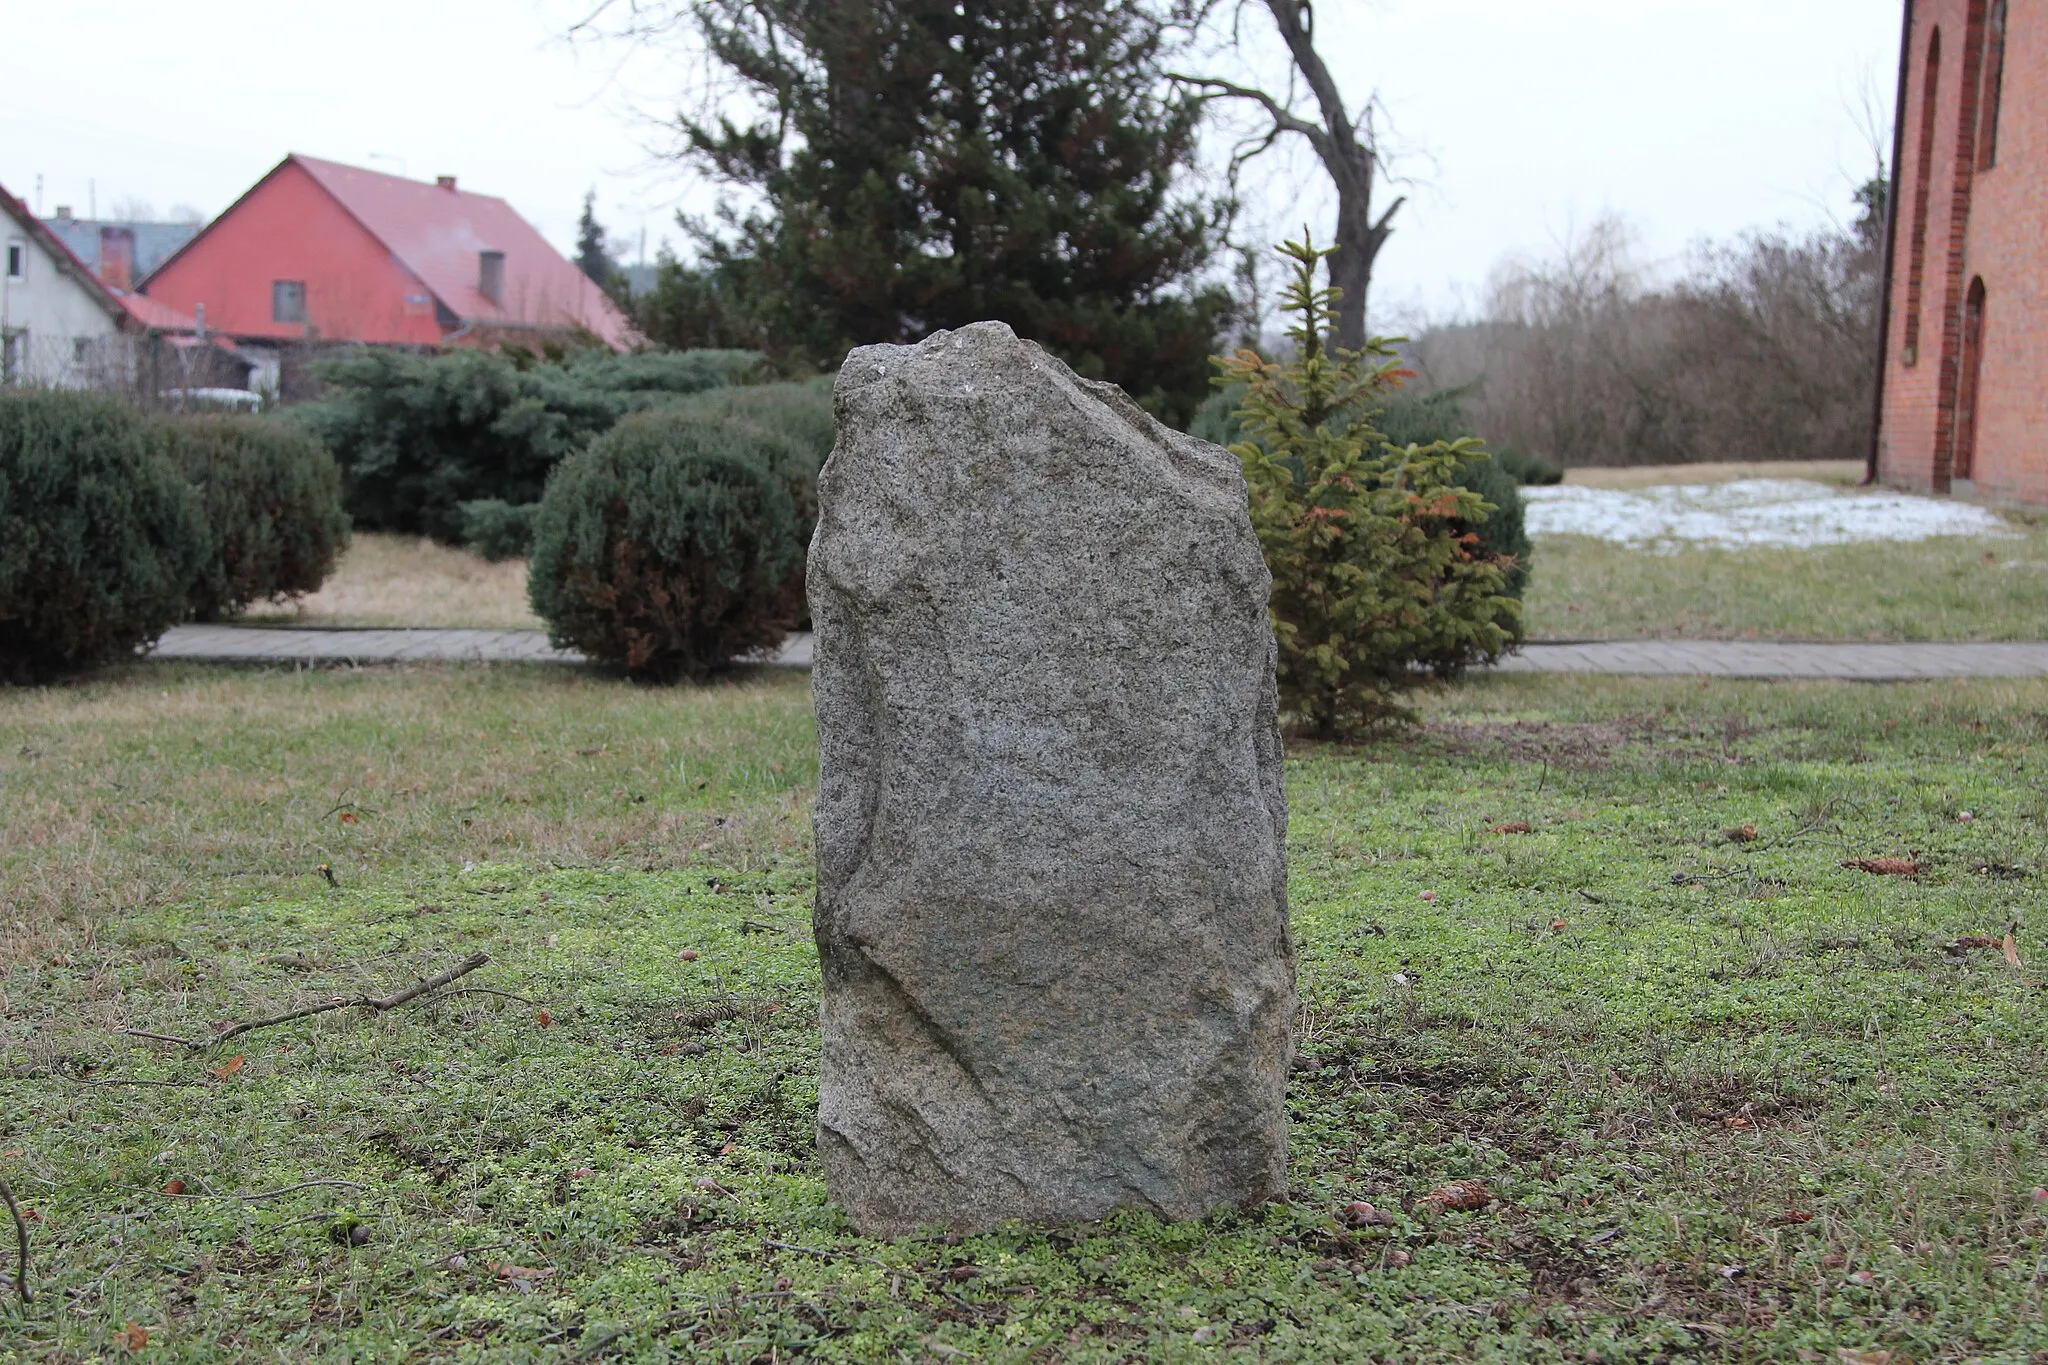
left=1836, top=1350, right=1893, bottom=1365
left=1842, top=857, right=1919, bottom=877
left=208, top=1055, right=245, bottom=1080
left=2003, top=933, right=2023, bottom=967
left=1724, top=822, right=1759, bottom=843
left=1490, top=821, right=1532, bottom=835
left=1946, top=935, right=2003, bottom=955
left=1340, top=1200, right=1396, bottom=1228
left=1722, top=1105, right=1757, bottom=1130
left=535, top=1010, right=553, bottom=1028
left=493, top=1263, right=554, bottom=1282
left=1420, top=1179, right=1492, bottom=1212
left=1773, top=1209, right=1813, bottom=1225
left=116, top=1323, right=149, bottom=1352
left=1549, top=918, right=1569, bottom=933
left=162, top=1178, right=185, bottom=1195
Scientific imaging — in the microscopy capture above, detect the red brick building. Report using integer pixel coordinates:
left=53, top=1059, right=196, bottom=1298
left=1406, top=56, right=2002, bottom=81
left=1874, top=0, right=2042, bottom=501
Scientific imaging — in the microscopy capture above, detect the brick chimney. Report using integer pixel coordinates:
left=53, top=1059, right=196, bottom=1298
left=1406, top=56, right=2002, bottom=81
left=99, top=226, right=136, bottom=291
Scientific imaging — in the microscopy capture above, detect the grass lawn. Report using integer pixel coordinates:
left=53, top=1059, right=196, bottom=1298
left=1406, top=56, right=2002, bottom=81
left=5, top=666, right=2045, bottom=1362
left=1522, top=526, right=2048, bottom=642
left=1521, top=461, right=2048, bottom=643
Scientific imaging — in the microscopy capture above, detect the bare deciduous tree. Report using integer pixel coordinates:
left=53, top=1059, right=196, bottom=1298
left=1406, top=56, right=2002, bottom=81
left=1408, top=213, right=1883, bottom=468
left=1172, top=0, right=1401, bottom=349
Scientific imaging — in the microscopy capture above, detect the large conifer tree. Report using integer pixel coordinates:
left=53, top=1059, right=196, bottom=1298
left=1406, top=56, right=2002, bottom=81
left=666, top=0, right=1231, bottom=422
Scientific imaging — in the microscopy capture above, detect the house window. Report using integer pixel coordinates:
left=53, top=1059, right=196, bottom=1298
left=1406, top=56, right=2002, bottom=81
left=5, top=241, right=22, bottom=279
left=478, top=250, right=505, bottom=305
left=1903, top=27, right=1942, bottom=367
left=73, top=338, right=90, bottom=363
left=272, top=280, right=307, bottom=324
left=1979, top=0, right=2007, bottom=169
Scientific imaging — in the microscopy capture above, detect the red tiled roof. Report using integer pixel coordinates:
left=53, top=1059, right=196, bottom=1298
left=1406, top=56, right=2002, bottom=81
left=113, top=290, right=199, bottom=332
left=290, top=155, right=636, bottom=350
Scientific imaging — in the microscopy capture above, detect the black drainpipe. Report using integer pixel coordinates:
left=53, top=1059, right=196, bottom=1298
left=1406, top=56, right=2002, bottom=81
left=1867, top=0, right=1917, bottom=486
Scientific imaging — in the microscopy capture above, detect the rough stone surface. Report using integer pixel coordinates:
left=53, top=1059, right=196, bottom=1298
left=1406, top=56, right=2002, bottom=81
left=808, top=321, right=1293, bottom=1236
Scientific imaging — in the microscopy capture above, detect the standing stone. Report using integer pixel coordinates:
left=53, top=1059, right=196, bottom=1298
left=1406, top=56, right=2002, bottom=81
left=808, top=322, right=1293, bottom=1236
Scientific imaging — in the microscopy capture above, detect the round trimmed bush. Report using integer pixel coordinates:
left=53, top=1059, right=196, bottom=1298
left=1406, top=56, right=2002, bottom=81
left=671, top=378, right=834, bottom=530
left=154, top=415, right=351, bottom=619
left=0, top=390, right=207, bottom=682
left=528, top=409, right=804, bottom=681
left=670, top=379, right=836, bottom=628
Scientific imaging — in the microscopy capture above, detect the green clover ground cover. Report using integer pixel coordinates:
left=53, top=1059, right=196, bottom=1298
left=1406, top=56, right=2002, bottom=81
left=4, top=666, right=2046, bottom=1361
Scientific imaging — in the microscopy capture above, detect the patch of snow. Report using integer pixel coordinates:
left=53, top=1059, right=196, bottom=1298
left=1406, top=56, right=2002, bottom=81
left=1521, top=479, right=2014, bottom=550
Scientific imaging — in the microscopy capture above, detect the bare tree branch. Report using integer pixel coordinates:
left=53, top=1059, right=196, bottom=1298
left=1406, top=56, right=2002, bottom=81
left=1174, top=0, right=1393, bottom=345
left=0, top=1174, right=28, bottom=1304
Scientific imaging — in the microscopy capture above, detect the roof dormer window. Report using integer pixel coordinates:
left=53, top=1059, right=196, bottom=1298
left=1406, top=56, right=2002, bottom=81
left=478, top=250, right=504, bottom=306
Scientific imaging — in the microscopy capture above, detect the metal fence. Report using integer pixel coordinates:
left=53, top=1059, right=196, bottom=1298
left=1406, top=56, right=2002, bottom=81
left=0, top=329, right=268, bottom=411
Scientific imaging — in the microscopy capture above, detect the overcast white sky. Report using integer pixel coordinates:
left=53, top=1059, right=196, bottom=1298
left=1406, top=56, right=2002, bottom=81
left=2, top=1, right=1900, bottom=325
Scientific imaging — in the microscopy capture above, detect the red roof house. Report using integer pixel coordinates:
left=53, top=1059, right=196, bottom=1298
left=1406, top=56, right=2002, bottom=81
left=141, top=155, right=636, bottom=352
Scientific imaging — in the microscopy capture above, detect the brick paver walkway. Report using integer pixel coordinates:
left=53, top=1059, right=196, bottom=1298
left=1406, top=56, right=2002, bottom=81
left=151, top=625, right=813, bottom=668
left=150, top=627, right=2048, bottom=680
left=1496, top=640, right=2048, bottom=680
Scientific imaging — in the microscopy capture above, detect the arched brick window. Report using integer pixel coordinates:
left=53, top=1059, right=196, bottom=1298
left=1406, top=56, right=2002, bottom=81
left=1903, top=26, right=1942, bottom=366
left=1979, top=0, right=2008, bottom=169
left=1954, top=277, right=1987, bottom=480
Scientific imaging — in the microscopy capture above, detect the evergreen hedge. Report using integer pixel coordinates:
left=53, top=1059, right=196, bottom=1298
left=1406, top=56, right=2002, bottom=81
left=297, top=347, right=763, bottom=542
left=155, top=415, right=351, bottom=619
left=458, top=499, right=539, bottom=561
left=0, top=391, right=207, bottom=681
left=528, top=409, right=805, bottom=680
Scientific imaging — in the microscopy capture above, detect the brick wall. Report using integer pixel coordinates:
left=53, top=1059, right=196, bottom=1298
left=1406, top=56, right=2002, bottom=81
left=1878, top=0, right=2048, bottom=504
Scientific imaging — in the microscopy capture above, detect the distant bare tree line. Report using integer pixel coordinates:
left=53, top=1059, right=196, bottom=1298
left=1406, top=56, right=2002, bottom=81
left=1405, top=208, right=1883, bottom=467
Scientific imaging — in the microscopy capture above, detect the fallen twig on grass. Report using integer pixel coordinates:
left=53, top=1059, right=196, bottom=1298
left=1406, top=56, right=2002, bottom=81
left=158, top=1179, right=365, bottom=1203
left=0, top=1174, right=29, bottom=1303
left=426, top=986, right=537, bottom=1007
left=120, top=1028, right=206, bottom=1048
left=127, top=952, right=493, bottom=1051
left=761, top=1237, right=893, bottom=1270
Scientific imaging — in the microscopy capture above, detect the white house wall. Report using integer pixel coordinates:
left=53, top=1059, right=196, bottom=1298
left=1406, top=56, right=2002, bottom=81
left=2, top=225, right=122, bottom=387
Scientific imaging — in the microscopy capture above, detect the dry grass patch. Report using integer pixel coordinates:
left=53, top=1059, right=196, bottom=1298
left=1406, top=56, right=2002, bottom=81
left=243, top=532, right=540, bottom=629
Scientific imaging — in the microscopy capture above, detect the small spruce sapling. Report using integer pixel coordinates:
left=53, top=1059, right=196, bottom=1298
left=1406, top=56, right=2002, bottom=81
left=1217, top=234, right=1522, bottom=735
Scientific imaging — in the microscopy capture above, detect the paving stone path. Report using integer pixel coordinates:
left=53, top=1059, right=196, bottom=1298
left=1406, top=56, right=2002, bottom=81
left=1491, top=640, right=2048, bottom=680
left=150, top=625, right=813, bottom=668
left=149, top=626, right=2048, bottom=681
